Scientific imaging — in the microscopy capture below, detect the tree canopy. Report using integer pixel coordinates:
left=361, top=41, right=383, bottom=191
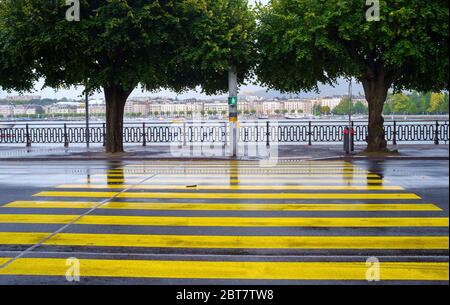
left=256, top=0, right=448, bottom=151
left=0, top=0, right=255, bottom=152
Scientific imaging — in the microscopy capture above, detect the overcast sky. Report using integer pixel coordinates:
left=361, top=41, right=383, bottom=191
left=0, top=0, right=363, bottom=100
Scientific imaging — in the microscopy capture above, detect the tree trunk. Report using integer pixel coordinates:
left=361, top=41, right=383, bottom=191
left=362, top=75, right=390, bottom=152
left=104, top=86, right=132, bottom=153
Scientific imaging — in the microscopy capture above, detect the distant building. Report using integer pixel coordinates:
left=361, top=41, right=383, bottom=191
left=0, top=105, right=13, bottom=117
left=13, top=105, right=37, bottom=116
left=124, top=101, right=150, bottom=116
left=282, top=99, right=313, bottom=114
left=262, top=100, right=283, bottom=115
left=319, top=97, right=342, bottom=110
left=46, top=102, right=78, bottom=114
left=203, top=102, right=228, bottom=113
left=6, top=95, right=41, bottom=101
left=0, top=104, right=37, bottom=116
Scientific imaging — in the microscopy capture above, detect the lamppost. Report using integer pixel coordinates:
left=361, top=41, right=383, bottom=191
left=348, top=77, right=353, bottom=130
left=344, top=77, right=354, bottom=155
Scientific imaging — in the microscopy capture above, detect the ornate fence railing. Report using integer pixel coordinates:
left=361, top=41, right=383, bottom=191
left=0, top=120, right=448, bottom=147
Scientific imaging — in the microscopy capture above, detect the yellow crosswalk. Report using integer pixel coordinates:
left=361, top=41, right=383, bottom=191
left=0, top=214, right=447, bottom=227
left=102, top=173, right=381, bottom=178
left=56, top=184, right=405, bottom=191
left=34, top=191, right=421, bottom=200
left=0, top=160, right=448, bottom=283
left=0, top=258, right=447, bottom=281
left=4, top=201, right=442, bottom=211
left=81, top=178, right=388, bottom=184
left=0, top=232, right=447, bottom=250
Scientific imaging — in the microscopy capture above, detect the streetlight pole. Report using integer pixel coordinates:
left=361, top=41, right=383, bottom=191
left=348, top=77, right=353, bottom=129
left=344, top=77, right=353, bottom=155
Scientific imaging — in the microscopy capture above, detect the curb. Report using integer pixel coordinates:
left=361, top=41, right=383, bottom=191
left=0, top=156, right=448, bottom=162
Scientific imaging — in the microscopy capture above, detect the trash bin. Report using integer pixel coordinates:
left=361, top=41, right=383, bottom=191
left=343, top=127, right=350, bottom=154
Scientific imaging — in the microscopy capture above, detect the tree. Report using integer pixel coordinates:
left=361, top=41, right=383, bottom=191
left=353, top=101, right=368, bottom=115
left=1, top=0, right=255, bottom=152
left=321, top=106, right=331, bottom=115
left=391, top=93, right=411, bottom=114
left=429, top=93, right=447, bottom=114
left=419, top=92, right=432, bottom=114
left=0, top=1, right=37, bottom=93
left=256, top=0, right=448, bottom=151
left=312, top=103, right=322, bottom=116
left=332, top=98, right=350, bottom=115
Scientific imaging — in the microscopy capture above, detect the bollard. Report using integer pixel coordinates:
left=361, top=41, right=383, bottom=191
left=266, top=121, right=270, bottom=147
left=434, top=121, right=440, bottom=145
left=343, top=127, right=350, bottom=155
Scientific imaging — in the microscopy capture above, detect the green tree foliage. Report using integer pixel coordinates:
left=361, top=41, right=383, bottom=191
left=0, top=0, right=255, bottom=152
left=256, top=0, right=449, bottom=151
left=0, top=0, right=37, bottom=92
left=391, top=93, right=411, bottom=114
left=332, top=98, right=368, bottom=115
left=384, top=91, right=449, bottom=115
left=312, top=103, right=322, bottom=116
left=321, top=106, right=331, bottom=115
left=429, top=93, right=448, bottom=114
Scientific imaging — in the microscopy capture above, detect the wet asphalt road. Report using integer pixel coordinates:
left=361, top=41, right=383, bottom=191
left=0, top=159, right=447, bottom=285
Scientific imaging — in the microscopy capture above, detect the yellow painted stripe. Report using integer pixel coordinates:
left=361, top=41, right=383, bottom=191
left=121, top=164, right=361, bottom=168
left=0, top=214, right=446, bottom=227
left=34, top=191, right=422, bottom=200
left=108, top=169, right=370, bottom=174
left=5, top=201, right=441, bottom=212
left=0, top=232, right=447, bottom=250
left=81, top=178, right=388, bottom=184
left=0, top=214, right=77, bottom=224
left=0, top=258, right=447, bottom=280
left=100, top=173, right=381, bottom=178
left=0, top=232, right=49, bottom=245
left=124, top=162, right=354, bottom=166
left=56, top=184, right=405, bottom=191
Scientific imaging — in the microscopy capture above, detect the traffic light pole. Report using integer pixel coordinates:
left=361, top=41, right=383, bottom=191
left=85, top=89, right=90, bottom=149
left=228, top=67, right=238, bottom=158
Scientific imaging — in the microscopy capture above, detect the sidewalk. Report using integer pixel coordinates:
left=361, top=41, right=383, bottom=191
left=0, top=144, right=448, bottom=161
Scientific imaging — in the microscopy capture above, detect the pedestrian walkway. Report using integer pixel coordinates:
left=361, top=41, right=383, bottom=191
left=0, top=160, right=448, bottom=284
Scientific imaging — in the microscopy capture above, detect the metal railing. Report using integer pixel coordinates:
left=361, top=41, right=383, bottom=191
left=0, top=120, right=448, bottom=147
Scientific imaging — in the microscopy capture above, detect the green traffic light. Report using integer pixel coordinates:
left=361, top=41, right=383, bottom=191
left=228, top=96, right=237, bottom=106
